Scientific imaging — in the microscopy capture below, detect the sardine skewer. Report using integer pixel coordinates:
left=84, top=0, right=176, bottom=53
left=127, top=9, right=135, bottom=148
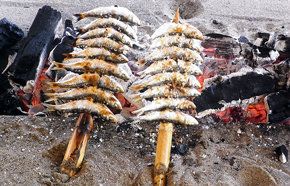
left=64, top=47, right=129, bottom=64
left=151, top=35, right=202, bottom=52
left=48, top=74, right=124, bottom=93
left=134, top=85, right=201, bottom=101
left=52, top=6, right=140, bottom=177
left=151, top=22, right=203, bottom=40
left=137, top=46, right=203, bottom=67
left=53, top=59, right=130, bottom=80
left=74, top=6, right=141, bottom=25
left=78, top=18, right=137, bottom=39
left=130, top=72, right=201, bottom=92
left=77, top=27, right=133, bottom=47
left=129, top=9, right=202, bottom=185
left=135, top=109, right=199, bottom=125
left=44, top=99, right=117, bottom=122
left=137, top=59, right=203, bottom=76
left=132, top=98, right=196, bottom=116
left=45, top=87, right=122, bottom=111
left=75, top=37, right=130, bottom=54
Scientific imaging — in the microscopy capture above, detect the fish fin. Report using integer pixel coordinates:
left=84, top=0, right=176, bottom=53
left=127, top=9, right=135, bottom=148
left=62, top=53, right=74, bottom=60
left=74, top=13, right=85, bottom=21
left=52, top=62, right=65, bottom=70
left=172, top=8, right=180, bottom=23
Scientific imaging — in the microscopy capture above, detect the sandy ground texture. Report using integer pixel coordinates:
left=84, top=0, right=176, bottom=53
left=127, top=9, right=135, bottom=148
left=0, top=0, right=290, bottom=185
left=1, top=0, right=290, bottom=39
left=0, top=116, right=289, bottom=185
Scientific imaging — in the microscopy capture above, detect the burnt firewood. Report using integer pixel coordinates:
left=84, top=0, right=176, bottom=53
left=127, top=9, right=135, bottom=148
left=46, top=19, right=76, bottom=80
left=194, top=68, right=278, bottom=113
left=0, top=18, right=24, bottom=52
left=0, top=18, right=24, bottom=114
left=265, top=90, right=290, bottom=123
left=0, top=89, right=24, bottom=115
left=0, top=18, right=24, bottom=79
left=8, top=5, right=61, bottom=86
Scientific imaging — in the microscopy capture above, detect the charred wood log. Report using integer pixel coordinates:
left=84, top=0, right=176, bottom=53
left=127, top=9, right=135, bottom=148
left=194, top=68, right=278, bottom=113
left=8, top=5, right=61, bottom=86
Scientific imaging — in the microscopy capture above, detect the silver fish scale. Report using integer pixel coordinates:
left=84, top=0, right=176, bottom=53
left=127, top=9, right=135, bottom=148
left=45, top=7, right=139, bottom=121
left=131, top=19, right=203, bottom=126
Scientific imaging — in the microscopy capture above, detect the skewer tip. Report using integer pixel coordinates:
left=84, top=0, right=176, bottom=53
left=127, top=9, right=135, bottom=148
left=172, top=8, right=180, bottom=23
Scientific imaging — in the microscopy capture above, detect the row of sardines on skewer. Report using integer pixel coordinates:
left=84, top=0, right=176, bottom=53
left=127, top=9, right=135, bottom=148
left=130, top=13, right=204, bottom=125
left=44, top=6, right=140, bottom=122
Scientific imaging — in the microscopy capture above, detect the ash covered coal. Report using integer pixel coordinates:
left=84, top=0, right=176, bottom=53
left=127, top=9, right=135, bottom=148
left=194, top=67, right=278, bottom=112
left=266, top=90, right=290, bottom=123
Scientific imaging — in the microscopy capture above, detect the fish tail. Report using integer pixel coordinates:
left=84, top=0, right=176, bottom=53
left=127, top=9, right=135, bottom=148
left=62, top=53, right=74, bottom=60
left=133, top=95, right=142, bottom=102
left=44, top=93, right=57, bottom=102
left=52, top=62, right=65, bottom=70
left=74, top=13, right=86, bottom=21
left=76, top=28, right=86, bottom=33
left=129, top=85, right=142, bottom=92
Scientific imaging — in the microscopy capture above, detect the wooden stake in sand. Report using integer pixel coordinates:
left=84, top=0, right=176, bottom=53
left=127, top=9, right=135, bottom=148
left=154, top=122, right=173, bottom=186
left=61, top=113, right=93, bottom=176
left=130, top=8, right=203, bottom=185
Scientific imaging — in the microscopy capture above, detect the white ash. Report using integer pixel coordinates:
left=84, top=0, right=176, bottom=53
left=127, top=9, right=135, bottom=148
left=196, top=95, right=265, bottom=118
left=202, top=66, right=273, bottom=90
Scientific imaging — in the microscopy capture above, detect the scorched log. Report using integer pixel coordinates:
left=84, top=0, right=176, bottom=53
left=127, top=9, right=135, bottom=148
left=194, top=68, right=278, bottom=113
left=8, top=5, right=61, bottom=86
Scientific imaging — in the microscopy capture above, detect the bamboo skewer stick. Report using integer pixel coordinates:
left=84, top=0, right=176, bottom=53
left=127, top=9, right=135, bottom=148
left=154, top=122, right=173, bottom=186
left=61, top=113, right=93, bottom=176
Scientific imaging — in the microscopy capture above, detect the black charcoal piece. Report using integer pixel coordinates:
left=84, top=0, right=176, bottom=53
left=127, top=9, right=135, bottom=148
left=266, top=90, right=290, bottom=123
left=0, top=89, right=23, bottom=115
left=0, top=18, right=24, bottom=51
left=172, top=143, right=188, bottom=156
left=8, top=5, right=61, bottom=86
left=238, top=36, right=249, bottom=44
left=0, top=18, right=24, bottom=73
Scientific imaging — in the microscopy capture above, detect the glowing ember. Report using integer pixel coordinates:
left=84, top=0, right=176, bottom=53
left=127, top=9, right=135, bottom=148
left=246, top=104, right=267, bottom=124
left=216, top=107, right=245, bottom=123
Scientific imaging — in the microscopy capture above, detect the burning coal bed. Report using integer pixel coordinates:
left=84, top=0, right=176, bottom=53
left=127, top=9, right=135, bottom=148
left=0, top=5, right=289, bottom=176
